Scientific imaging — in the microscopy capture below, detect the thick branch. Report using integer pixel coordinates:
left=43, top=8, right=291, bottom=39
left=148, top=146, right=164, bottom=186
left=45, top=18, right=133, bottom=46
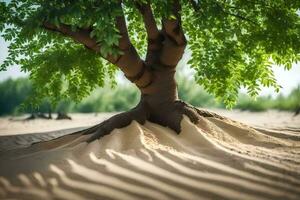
left=136, top=2, right=163, bottom=65
left=162, top=0, right=186, bottom=46
left=135, top=3, right=160, bottom=42
left=42, top=22, right=118, bottom=63
left=114, top=7, right=153, bottom=90
left=115, top=16, right=132, bottom=51
left=43, top=7, right=153, bottom=91
left=42, top=5, right=155, bottom=92
left=43, top=22, right=99, bottom=51
left=159, top=0, right=186, bottom=67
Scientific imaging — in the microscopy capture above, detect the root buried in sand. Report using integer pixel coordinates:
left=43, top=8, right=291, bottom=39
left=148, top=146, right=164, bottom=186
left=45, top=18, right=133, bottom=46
left=79, top=101, right=225, bottom=143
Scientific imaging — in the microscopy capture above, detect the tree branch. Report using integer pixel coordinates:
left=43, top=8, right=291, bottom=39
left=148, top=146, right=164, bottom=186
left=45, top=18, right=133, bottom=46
left=162, top=0, right=186, bottom=46
left=113, top=6, right=153, bottom=89
left=113, top=11, right=143, bottom=71
left=135, top=2, right=163, bottom=65
left=43, top=22, right=99, bottom=52
left=42, top=5, right=153, bottom=90
left=42, top=22, right=120, bottom=63
left=135, top=2, right=160, bottom=42
left=115, top=15, right=132, bottom=51
left=224, top=11, right=257, bottom=25
left=159, top=0, right=186, bottom=67
left=215, top=2, right=257, bottom=25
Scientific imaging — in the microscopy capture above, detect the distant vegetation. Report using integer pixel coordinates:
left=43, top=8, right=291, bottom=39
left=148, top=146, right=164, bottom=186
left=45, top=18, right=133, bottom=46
left=177, top=75, right=300, bottom=112
left=0, top=77, right=299, bottom=116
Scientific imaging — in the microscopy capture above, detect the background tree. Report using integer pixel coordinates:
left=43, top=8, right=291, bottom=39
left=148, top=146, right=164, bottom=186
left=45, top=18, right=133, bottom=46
left=0, top=0, right=299, bottom=141
left=0, top=78, right=31, bottom=115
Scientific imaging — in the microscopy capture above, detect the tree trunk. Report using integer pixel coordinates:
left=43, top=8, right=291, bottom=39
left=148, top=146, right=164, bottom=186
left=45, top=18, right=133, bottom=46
left=82, top=62, right=223, bottom=143
left=138, top=64, right=190, bottom=132
left=76, top=26, right=226, bottom=142
left=295, top=107, right=300, bottom=116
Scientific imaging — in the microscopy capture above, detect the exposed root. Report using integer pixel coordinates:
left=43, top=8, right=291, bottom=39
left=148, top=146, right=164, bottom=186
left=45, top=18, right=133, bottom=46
left=23, top=101, right=227, bottom=150
left=175, top=100, right=225, bottom=120
left=80, top=100, right=226, bottom=142
left=83, top=105, right=148, bottom=142
left=147, top=100, right=224, bottom=133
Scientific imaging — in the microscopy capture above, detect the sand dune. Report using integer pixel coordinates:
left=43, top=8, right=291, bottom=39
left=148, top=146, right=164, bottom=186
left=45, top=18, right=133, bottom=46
left=0, top=114, right=299, bottom=200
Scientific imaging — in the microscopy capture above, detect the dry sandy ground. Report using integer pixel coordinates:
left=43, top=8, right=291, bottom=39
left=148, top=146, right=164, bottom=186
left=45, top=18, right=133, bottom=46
left=0, top=110, right=299, bottom=200
left=1, top=109, right=299, bottom=135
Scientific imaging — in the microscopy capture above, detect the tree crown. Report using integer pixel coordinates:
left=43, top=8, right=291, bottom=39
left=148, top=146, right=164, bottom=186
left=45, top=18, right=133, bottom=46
left=1, top=0, right=299, bottom=107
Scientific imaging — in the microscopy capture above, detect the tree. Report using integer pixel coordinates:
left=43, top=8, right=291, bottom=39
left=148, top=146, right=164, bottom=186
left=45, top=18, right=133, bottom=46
left=0, top=78, right=31, bottom=115
left=1, top=0, right=299, bottom=141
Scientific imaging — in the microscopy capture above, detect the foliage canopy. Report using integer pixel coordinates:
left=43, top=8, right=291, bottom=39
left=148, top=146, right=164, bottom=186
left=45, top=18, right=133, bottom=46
left=1, top=0, right=299, bottom=107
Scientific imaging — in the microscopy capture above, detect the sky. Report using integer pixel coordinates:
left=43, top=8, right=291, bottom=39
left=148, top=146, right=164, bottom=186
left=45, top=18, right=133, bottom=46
left=1, top=37, right=300, bottom=97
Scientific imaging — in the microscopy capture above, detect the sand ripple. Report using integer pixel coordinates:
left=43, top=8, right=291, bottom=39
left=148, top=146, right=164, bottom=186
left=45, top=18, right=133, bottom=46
left=0, top=116, right=299, bottom=200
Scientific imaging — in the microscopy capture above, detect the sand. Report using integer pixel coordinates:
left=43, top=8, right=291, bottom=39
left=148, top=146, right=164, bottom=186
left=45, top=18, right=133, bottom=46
left=0, top=110, right=299, bottom=199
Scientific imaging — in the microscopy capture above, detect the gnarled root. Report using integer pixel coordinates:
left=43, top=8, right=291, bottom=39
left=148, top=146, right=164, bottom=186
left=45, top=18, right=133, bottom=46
left=81, top=100, right=224, bottom=143
left=83, top=105, right=148, bottom=142
left=146, top=100, right=224, bottom=134
left=28, top=100, right=225, bottom=150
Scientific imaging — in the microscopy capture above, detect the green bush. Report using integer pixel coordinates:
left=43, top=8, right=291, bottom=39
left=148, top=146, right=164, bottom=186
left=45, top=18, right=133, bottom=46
left=273, top=86, right=300, bottom=111
left=235, top=95, right=272, bottom=112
